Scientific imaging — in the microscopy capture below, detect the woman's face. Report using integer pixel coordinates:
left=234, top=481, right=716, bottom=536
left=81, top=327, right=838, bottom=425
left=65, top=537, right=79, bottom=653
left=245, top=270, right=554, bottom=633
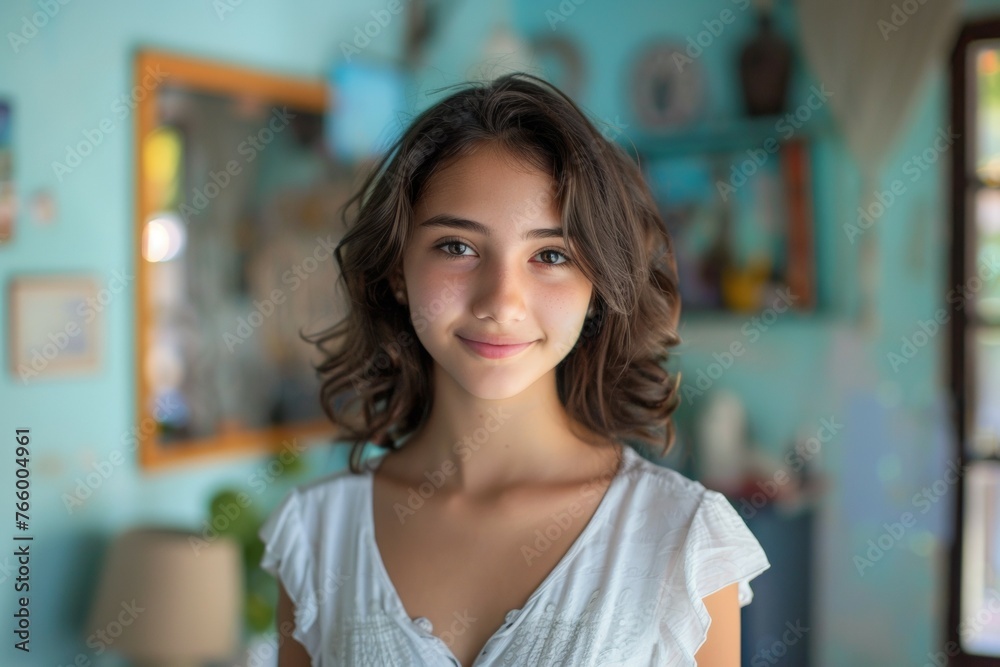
left=400, top=144, right=594, bottom=400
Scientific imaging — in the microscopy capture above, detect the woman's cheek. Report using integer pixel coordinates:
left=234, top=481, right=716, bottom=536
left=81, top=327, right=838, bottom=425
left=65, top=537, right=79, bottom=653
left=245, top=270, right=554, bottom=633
left=547, top=285, right=593, bottom=342
left=409, top=268, right=466, bottom=328
left=410, top=310, right=428, bottom=334
left=548, top=313, right=588, bottom=356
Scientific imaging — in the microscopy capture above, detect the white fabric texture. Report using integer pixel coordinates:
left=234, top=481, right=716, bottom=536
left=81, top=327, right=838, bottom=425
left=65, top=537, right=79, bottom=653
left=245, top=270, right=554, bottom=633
left=258, top=444, right=771, bottom=666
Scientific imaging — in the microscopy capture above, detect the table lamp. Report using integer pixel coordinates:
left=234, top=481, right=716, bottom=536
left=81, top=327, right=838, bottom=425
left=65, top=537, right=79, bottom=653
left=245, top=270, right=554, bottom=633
left=85, top=526, right=243, bottom=667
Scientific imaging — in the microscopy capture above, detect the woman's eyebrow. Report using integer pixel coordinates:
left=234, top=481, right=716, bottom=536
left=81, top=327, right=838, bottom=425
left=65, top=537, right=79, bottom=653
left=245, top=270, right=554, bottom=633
left=417, top=214, right=564, bottom=240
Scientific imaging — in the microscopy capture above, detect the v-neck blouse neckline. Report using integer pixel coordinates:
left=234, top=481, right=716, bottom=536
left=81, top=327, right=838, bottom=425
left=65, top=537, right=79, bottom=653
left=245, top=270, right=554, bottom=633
left=362, top=444, right=635, bottom=665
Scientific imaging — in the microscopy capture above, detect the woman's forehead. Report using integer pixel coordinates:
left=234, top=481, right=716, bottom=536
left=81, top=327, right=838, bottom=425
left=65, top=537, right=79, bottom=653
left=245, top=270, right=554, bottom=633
left=413, top=148, right=560, bottom=229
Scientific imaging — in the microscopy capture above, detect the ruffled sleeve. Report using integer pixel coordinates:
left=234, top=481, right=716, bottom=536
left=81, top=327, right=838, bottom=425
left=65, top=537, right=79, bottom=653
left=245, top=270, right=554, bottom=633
left=673, top=488, right=771, bottom=658
left=258, top=489, right=322, bottom=663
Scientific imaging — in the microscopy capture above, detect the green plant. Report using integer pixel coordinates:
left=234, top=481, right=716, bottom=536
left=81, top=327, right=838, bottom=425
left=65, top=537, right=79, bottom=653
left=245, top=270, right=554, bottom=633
left=207, top=452, right=309, bottom=636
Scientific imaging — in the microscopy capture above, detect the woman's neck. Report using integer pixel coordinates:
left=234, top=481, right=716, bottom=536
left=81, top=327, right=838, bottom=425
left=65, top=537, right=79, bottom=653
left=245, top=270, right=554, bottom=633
left=384, top=366, right=618, bottom=497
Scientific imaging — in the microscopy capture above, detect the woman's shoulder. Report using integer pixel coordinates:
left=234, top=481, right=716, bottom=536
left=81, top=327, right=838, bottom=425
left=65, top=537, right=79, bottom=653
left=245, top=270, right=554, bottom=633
left=296, top=456, right=374, bottom=493
left=292, top=456, right=375, bottom=508
left=616, top=446, right=771, bottom=607
left=620, top=446, right=711, bottom=515
left=261, top=454, right=379, bottom=536
left=613, top=446, right=765, bottom=555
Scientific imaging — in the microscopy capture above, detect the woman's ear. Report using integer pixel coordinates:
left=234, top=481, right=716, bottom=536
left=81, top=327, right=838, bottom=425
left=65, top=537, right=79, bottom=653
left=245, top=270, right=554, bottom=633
left=391, top=272, right=408, bottom=305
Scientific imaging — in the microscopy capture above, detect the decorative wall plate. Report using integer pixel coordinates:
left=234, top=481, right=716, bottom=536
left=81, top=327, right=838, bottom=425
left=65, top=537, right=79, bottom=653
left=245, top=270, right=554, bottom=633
left=630, top=42, right=706, bottom=131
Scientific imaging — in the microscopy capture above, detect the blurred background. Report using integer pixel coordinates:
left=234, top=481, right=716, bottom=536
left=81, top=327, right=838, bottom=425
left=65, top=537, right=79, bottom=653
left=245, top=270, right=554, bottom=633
left=1, top=0, right=1000, bottom=665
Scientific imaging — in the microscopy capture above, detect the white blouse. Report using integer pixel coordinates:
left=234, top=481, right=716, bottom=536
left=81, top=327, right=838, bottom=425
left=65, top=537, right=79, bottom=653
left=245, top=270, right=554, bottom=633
left=258, top=444, right=771, bottom=666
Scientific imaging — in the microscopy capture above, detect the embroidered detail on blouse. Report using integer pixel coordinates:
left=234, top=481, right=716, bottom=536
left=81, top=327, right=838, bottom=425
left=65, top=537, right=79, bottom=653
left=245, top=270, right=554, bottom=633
left=495, top=586, right=662, bottom=666
left=328, top=608, right=442, bottom=667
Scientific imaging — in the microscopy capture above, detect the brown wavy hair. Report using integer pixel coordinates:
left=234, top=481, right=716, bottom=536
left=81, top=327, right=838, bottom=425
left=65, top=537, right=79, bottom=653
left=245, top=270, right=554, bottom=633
left=304, top=72, right=683, bottom=474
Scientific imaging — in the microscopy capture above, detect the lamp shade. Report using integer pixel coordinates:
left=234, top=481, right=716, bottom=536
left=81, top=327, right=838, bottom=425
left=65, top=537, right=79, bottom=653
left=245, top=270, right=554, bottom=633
left=85, top=526, right=243, bottom=664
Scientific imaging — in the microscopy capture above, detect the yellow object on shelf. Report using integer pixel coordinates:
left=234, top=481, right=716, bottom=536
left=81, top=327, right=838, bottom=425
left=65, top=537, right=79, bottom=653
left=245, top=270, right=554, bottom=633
left=720, top=254, right=773, bottom=312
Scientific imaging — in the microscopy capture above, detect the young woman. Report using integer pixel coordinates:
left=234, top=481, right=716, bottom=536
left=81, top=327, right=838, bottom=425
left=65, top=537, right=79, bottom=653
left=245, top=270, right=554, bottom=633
left=259, top=72, right=770, bottom=667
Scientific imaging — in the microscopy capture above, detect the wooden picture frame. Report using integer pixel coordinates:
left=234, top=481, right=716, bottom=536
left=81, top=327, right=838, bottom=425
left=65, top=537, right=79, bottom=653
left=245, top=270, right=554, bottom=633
left=134, top=49, right=346, bottom=470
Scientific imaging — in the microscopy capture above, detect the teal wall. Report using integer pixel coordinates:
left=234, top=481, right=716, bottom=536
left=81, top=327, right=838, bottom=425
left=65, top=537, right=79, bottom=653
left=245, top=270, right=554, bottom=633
left=0, top=2, right=410, bottom=665
left=0, top=0, right=996, bottom=665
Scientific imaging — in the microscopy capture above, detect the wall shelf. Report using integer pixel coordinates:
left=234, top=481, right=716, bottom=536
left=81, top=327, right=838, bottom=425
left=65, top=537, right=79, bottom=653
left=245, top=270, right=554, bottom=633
left=622, top=114, right=837, bottom=158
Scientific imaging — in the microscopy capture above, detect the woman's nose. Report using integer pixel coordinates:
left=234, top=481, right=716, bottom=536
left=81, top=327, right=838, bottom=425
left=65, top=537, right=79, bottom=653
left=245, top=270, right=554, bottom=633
left=471, top=261, right=527, bottom=324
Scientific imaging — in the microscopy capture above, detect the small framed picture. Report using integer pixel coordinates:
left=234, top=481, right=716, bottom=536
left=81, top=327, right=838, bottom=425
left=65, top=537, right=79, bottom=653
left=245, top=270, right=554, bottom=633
left=8, top=275, right=102, bottom=382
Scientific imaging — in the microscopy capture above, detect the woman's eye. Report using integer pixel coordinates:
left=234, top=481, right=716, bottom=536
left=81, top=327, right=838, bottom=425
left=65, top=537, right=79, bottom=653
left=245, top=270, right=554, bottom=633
left=434, top=240, right=572, bottom=268
left=537, top=249, right=570, bottom=266
left=437, top=241, right=472, bottom=258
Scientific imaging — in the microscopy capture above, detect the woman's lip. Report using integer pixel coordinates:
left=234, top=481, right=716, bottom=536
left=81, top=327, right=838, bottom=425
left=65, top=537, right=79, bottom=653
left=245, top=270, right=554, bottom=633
left=457, top=336, right=536, bottom=359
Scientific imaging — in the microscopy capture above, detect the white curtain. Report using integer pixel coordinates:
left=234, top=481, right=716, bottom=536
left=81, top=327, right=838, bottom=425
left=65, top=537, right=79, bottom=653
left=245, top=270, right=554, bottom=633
left=795, top=0, right=961, bottom=334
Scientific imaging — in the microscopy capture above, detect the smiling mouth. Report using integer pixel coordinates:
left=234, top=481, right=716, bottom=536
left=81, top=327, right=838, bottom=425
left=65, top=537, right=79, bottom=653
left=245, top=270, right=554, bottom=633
left=457, top=335, right=536, bottom=359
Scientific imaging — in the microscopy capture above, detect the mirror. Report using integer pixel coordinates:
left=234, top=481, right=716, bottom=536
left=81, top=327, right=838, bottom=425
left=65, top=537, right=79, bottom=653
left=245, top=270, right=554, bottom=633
left=135, top=50, right=353, bottom=469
